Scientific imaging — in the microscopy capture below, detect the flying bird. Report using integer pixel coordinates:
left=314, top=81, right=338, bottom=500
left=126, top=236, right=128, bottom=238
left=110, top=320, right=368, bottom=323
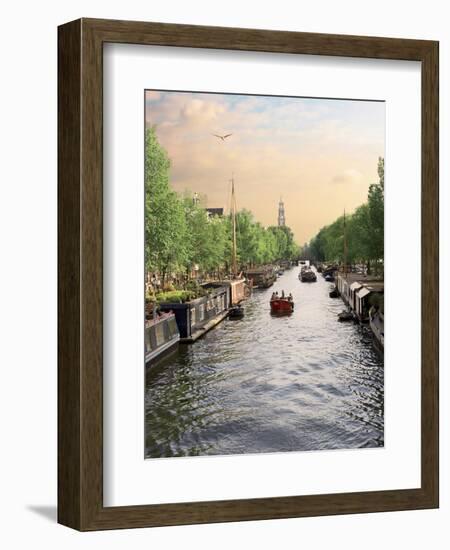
left=212, top=133, right=233, bottom=141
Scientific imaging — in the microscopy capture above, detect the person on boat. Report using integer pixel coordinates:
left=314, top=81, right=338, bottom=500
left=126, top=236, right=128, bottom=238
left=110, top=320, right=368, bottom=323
left=281, top=290, right=285, bottom=299
left=288, top=293, right=293, bottom=301
left=271, top=291, right=276, bottom=300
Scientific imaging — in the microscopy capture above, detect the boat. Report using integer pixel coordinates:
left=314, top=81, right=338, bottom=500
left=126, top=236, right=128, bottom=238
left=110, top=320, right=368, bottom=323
left=145, top=310, right=180, bottom=365
left=246, top=266, right=277, bottom=288
left=369, top=306, right=384, bottom=349
left=300, top=269, right=317, bottom=282
left=338, top=309, right=354, bottom=322
left=277, top=269, right=284, bottom=276
left=324, top=273, right=335, bottom=282
left=322, top=265, right=337, bottom=278
left=270, top=297, right=294, bottom=314
left=228, top=304, right=245, bottom=319
left=223, top=278, right=248, bottom=305
left=329, top=286, right=339, bottom=298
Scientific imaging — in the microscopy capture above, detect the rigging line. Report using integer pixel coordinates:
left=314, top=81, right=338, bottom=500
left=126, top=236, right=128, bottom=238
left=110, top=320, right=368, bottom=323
left=227, top=177, right=233, bottom=217
left=233, top=177, right=240, bottom=239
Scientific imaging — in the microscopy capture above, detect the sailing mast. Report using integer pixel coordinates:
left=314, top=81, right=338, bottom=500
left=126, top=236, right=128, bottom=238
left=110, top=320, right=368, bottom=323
left=231, top=175, right=238, bottom=279
left=343, top=209, right=348, bottom=278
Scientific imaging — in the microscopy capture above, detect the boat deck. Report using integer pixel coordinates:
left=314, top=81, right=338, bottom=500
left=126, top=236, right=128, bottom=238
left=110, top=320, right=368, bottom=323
left=180, top=309, right=230, bottom=343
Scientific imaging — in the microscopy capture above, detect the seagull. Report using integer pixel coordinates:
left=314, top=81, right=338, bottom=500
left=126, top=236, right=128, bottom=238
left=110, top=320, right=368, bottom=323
left=212, top=133, right=233, bottom=141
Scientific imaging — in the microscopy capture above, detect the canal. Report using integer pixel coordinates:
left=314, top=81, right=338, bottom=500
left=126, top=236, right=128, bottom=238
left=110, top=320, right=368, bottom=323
left=145, top=265, right=384, bottom=458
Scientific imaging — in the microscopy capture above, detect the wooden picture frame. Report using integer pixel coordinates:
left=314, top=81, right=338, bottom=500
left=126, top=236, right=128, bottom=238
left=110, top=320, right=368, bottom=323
left=58, top=18, right=439, bottom=531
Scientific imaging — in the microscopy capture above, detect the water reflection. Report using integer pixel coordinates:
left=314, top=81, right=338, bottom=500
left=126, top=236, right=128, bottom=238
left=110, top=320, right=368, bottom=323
left=145, top=266, right=384, bottom=458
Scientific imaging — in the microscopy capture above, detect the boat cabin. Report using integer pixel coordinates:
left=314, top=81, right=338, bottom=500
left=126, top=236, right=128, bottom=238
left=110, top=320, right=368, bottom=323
left=355, top=282, right=384, bottom=322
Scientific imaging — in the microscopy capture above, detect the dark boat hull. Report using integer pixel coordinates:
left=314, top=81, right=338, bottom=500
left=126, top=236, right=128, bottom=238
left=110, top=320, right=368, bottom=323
left=300, top=275, right=317, bottom=282
left=145, top=337, right=179, bottom=365
left=338, top=310, right=354, bottom=322
left=228, top=306, right=244, bottom=319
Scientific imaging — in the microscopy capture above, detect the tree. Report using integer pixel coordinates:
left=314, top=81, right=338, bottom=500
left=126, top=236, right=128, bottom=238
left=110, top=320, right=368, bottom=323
left=145, top=127, right=189, bottom=284
left=234, top=210, right=260, bottom=266
left=267, top=226, right=298, bottom=261
left=144, top=126, right=302, bottom=282
left=366, top=157, right=384, bottom=272
left=208, top=215, right=229, bottom=273
left=182, top=194, right=229, bottom=275
left=307, top=157, right=384, bottom=272
left=348, top=203, right=371, bottom=264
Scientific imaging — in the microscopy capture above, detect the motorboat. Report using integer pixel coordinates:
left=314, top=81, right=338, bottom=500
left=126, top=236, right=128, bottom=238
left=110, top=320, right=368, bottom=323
left=270, top=297, right=294, bottom=314
left=338, top=309, right=354, bottom=322
left=300, top=269, right=317, bottom=282
left=329, top=286, right=339, bottom=298
left=228, top=305, right=245, bottom=319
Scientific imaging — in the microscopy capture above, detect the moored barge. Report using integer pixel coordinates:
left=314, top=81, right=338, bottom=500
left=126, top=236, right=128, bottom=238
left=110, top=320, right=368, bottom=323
left=369, top=307, right=384, bottom=349
left=246, top=266, right=277, bottom=288
left=145, top=311, right=180, bottom=366
left=159, top=283, right=230, bottom=343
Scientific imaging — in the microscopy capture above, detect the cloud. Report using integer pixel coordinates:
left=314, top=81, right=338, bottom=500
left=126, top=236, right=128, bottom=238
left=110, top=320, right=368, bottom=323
left=145, top=91, right=161, bottom=102
left=331, top=169, right=364, bottom=185
left=145, top=92, right=384, bottom=243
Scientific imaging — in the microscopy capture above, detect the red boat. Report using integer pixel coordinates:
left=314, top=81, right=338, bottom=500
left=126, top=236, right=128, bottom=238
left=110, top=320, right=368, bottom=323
left=270, top=297, right=294, bottom=314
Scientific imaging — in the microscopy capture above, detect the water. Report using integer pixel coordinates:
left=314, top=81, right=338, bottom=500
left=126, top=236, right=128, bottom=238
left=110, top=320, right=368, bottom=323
left=145, top=266, right=384, bottom=458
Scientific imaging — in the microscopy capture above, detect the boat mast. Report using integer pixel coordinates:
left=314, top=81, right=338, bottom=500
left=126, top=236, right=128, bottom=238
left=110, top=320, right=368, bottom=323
left=231, top=175, right=237, bottom=279
left=343, top=209, right=347, bottom=278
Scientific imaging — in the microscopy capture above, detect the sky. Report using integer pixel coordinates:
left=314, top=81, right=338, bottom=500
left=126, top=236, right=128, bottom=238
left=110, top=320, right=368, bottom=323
left=145, top=90, right=385, bottom=245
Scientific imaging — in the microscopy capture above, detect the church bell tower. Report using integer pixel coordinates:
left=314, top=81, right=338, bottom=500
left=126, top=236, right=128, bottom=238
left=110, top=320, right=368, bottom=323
left=278, top=198, right=286, bottom=227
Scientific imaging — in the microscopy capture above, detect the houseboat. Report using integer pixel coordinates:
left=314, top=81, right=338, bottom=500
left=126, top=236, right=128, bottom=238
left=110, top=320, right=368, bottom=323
left=159, top=282, right=230, bottom=343
left=223, top=277, right=249, bottom=305
left=354, top=282, right=384, bottom=323
left=245, top=266, right=277, bottom=288
left=145, top=311, right=180, bottom=366
left=279, top=259, right=293, bottom=270
left=369, top=306, right=384, bottom=349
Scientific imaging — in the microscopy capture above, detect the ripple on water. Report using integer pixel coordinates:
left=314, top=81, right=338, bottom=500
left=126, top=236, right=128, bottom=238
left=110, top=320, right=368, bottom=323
left=145, top=267, right=384, bottom=458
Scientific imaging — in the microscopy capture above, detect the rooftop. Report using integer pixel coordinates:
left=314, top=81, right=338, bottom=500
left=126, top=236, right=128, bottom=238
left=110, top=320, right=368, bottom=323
left=205, top=207, right=224, bottom=217
left=336, top=272, right=383, bottom=285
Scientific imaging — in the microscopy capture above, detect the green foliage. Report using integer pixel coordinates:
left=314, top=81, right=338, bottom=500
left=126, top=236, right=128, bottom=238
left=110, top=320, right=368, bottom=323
left=307, top=157, right=384, bottom=271
left=156, top=290, right=198, bottom=303
left=268, top=226, right=299, bottom=261
left=366, top=157, right=384, bottom=264
left=145, top=128, right=301, bottom=283
left=184, top=279, right=208, bottom=296
left=183, top=195, right=229, bottom=272
left=145, top=127, right=189, bottom=280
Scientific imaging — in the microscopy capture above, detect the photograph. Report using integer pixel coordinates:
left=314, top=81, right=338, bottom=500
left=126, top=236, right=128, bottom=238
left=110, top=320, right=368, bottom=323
left=144, top=89, right=385, bottom=459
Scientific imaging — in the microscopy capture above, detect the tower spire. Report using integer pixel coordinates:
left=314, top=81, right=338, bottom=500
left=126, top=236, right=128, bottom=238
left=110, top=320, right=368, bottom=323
left=278, top=197, right=286, bottom=226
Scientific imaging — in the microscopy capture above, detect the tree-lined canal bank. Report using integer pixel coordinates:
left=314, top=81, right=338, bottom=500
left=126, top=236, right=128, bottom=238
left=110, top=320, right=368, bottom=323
left=145, top=265, right=384, bottom=458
